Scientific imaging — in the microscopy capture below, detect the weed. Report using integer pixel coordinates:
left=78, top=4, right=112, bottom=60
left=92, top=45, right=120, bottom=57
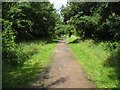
left=67, top=36, right=120, bottom=88
left=2, top=38, right=57, bottom=88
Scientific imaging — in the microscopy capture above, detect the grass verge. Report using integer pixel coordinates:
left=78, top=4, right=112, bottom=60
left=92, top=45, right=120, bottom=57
left=67, top=36, right=120, bottom=88
left=2, top=38, right=58, bottom=88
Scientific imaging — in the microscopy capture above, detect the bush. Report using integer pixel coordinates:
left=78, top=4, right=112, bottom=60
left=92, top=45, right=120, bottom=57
left=2, top=20, right=16, bottom=48
left=2, top=41, right=42, bottom=65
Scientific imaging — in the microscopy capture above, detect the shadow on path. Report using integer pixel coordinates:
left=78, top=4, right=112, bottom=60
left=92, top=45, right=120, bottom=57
left=46, top=77, right=68, bottom=88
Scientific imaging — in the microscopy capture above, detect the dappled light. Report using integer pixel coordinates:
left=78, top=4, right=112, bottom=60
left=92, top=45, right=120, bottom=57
left=2, top=1, right=120, bottom=89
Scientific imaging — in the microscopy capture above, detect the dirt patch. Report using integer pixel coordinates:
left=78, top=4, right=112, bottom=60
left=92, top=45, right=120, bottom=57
left=32, top=39, right=95, bottom=88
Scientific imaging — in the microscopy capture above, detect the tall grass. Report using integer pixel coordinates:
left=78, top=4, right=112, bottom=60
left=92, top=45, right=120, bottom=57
left=2, top=38, right=58, bottom=88
left=67, top=36, right=120, bottom=88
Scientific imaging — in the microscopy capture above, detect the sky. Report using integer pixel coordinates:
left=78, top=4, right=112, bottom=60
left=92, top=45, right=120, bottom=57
left=49, top=0, right=67, bottom=10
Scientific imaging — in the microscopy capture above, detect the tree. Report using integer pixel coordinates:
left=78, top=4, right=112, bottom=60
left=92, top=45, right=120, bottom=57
left=60, top=2, right=120, bottom=41
left=2, top=2, right=60, bottom=48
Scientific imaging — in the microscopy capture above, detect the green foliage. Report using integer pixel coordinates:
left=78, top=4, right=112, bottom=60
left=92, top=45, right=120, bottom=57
left=2, top=39, right=57, bottom=88
left=2, top=38, right=58, bottom=65
left=63, top=3, right=120, bottom=88
left=64, top=24, right=75, bottom=37
left=2, top=2, right=60, bottom=64
left=54, top=24, right=65, bottom=36
left=54, top=24, right=76, bottom=37
left=2, top=20, right=16, bottom=48
left=67, top=36, right=120, bottom=88
left=3, top=41, right=40, bottom=65
left=61, top=2, right=120, bottom=41
left=2, top=2, right=59, bottom=46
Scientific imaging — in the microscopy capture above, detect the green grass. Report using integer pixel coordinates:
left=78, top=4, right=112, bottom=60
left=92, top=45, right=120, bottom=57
left=67, top=36, right=120, bottom=88
left=2, top=38, right=58, bottom=88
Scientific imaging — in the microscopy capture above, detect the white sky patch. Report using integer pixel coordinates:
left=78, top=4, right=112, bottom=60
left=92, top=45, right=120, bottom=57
left=49, top=0, right=67, bottom=10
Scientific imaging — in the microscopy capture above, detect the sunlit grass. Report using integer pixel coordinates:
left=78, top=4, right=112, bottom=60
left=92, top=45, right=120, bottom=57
left=3, top=38, right=58, bottom=88
left=67, top=36, right=119, bottom=88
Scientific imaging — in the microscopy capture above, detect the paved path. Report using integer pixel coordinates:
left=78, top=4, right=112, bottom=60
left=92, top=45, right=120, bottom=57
left=43, top=39, right=94, bottom=88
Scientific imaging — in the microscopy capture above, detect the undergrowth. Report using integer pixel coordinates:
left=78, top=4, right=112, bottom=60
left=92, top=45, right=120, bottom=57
left=2, top=38, right=58, bottom=88
left=67, top=35, right=120, bottom=88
